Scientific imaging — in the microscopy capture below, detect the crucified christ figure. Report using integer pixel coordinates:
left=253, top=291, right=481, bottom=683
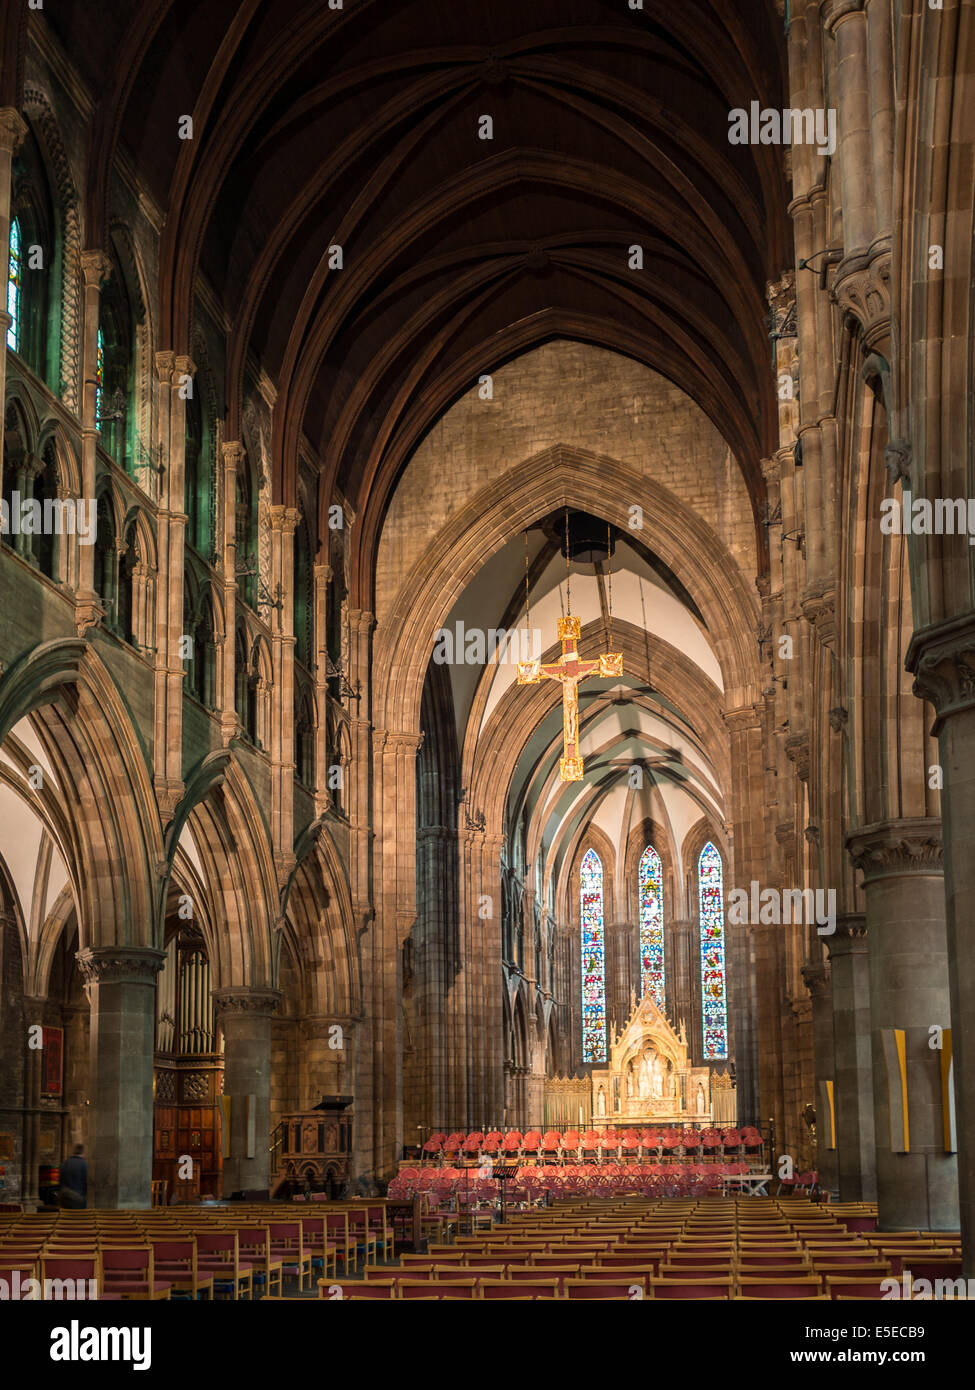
left=517, top=615, right=622, bottom=782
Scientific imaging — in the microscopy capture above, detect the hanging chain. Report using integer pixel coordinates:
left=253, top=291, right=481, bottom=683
left=607, top=522, right=614, bottom=650
left=564, top=507, right=571, bottom=614
left=524, top=530, right=532, bottom=632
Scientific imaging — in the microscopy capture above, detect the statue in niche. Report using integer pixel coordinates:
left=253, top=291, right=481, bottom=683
left=653, top=1054, right=665, bottom=1098
left=638, top=1049, right=652, bottom=1099
left=625, top=1064, right=634, bottom=1098
left=596, top=1086, right=606, bottom=1116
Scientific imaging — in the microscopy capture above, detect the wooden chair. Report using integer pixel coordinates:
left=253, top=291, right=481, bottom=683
left=147, top=1239, right=213, bottom=1299
left=195, top=1232, right=253, bottom=1301
left=267, top=1222, right=311, bottom=1291
left=101, top=1247, right=171, bottom=1300
left=235, top=1226, right=284, bottom=1299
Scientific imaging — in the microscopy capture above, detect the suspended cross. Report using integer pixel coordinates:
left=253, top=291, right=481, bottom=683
left=518, top=615, right=622, bottom=782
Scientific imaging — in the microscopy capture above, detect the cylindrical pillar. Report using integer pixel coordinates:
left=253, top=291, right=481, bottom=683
left=213, top=987, right=280, bottom=1197
left=826, top=914, right=877, bottom=1200
left=847, top=820, right=958, bottom=1230
left=76, top=947, right=165, bottom=1208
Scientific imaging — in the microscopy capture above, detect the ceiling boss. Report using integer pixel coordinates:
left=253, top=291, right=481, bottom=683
left=518, top=514, right=624, bottom=783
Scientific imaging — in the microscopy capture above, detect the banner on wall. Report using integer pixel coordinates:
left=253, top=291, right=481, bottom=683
left=41, top=1026, right=63, bottom=1098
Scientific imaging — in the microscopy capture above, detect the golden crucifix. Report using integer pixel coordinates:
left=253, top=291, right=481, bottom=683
left=518, top=615, right=623, bottom=782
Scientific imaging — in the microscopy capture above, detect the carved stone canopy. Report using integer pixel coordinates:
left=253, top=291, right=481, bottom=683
left=590, top=993, right=712, bottom=1124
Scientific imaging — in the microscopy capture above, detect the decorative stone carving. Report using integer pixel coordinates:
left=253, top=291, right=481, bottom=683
left=825, top=914, right=867, bottom=957
left=884, top=439, right=912, bottom=486
left=906, top=614, right=975, bottom=733
left=831, top=248, right=892, bottom=352
left=846, top=819, right=943, bottom=883
left=76, top=946, right=166, bottom=986
left=80, top=249, right=113, bottom=290
left=785, top=733, right=810, bottom=782
left=801, top=961, right=830, bottom=998
left=212, top=988, right=281, bottom=1016
left=801, top=585, right=837, bottom=647
left=828, top=706, right=848, bottom=732
left=0, top=108, right=27, bottom=155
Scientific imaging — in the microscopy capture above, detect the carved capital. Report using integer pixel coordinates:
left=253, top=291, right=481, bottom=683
left=0, top=109, right=28, bottom=155
left=269, top=505, right=301, bottom=534
left=775, top=820, right=797, bottom=853
left=396, top=912, right=416, bottom=948
left=831, top=248, right=891, bottom=352
left=906, top=612, right=975, bottom=733
left=884, top=438, right=912, bottom=486
left=800, top=960, right=831, bottom=999
left=76, top=946, right=166, bottom=987
left=221, top=440, right=245, bottom=472
left=173, top=355, right=197, bottom=379
left=825, top=913, right=867, bottom=957
left=154, top=350, right=177, bottom=383
left=212, top=987, right=281, bottom=1017
left=800, top=584, right=837, bottom=647
left=846, top=818, right=943, bottom=883
left=766, top=269, right=796, bottom=320
left=80, top=249, right=112, bottom=290
left=828, top=706, right=848, bottom=733
left=347, top=609, right=376, bottom=636
left=785, top=733, right=810, bottom=782
left=760, top=456, right=781, bottom=486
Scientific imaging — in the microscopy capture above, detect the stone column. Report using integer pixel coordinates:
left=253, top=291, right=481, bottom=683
left=607, top=920, right=635, bottom=1029
left=846, top=820, right=958, bottom=1230
left=826, top=914, right=876, bottom=1200
left=269, top=505, right=300, bottom=881
left=213, top=987, right=280, bottom=1197
left=75, top=251, right=113, bottom=634
left=76, top=947, right=165, bottom=1208
left=218, top=441, right=244, bottom=743
left=61, top=1002, right=90, bottom=1152
left=300, top=1015, right=356, bottom=1106
left=0, top=109, right=26, bottom=502
left=909, top=616, right=975, bottom=1270
left=800, top=960, right=838, bottom=1196
left=824, top=1, right=877, bottom=258
left=668, top=919, right=694, bottom=1042
left=22, top=997, right=45, bottom=1210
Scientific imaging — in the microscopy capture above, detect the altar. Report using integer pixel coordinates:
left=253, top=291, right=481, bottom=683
left=589, top=994, right=713, bottom=1127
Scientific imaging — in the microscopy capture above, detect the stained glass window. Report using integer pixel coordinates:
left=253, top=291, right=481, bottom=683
left=580, top=847, right=606, bottom=1063
left=95, top=326, right=105, bottom=421
left=639, top=845, right=665, bottom=1009
left=7, top=217, right=21, bottom=351
left=698, top=841, right=727, bottom=1058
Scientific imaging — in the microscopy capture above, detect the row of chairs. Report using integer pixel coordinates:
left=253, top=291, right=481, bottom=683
left=350, top=1195, right=962, bottom=1301
left=0, top=1205, right=395, bottom=1300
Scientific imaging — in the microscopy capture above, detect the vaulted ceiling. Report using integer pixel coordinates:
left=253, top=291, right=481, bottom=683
left=26, top=0, right=790, bottom=574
